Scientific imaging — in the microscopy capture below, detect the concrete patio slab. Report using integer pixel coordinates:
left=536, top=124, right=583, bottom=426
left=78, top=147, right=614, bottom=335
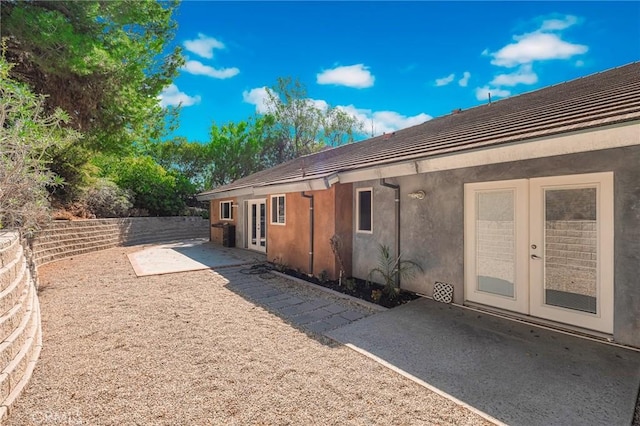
left=127, top=238, right=265, bottom=276
left=326, top=298, right=640, bottom=426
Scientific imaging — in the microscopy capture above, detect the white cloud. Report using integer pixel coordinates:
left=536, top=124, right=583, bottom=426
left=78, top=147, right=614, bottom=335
left=485, top=14, right=586, bottom=68
left=490, top=64, right=538, bottom=86
left=338, top=105, right=431, bottom=135
left=316, top=64, right=375, bottom=88
left=435, top=73, right=455, bottom=87
left=310, top=98, right=329, bottom=111
left=475, top=14, right=586, bottom=104
left=158, top=84, right=201, bottom=108
left=539, top=15, right=578, bottom=32
left=490, top=32, right=588, bottom=67
left=475, top=86, right=511, bottom=102
left=182, top=60, right=239, bottom=79
left=183, top=33, right=225, bottom=59
left=242, top=87, right=272, bottom=114
left=458, top=71, right=471, bottom=87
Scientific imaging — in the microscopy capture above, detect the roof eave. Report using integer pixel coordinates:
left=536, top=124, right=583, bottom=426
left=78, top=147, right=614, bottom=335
left=196, top=186, right=254, bottom=201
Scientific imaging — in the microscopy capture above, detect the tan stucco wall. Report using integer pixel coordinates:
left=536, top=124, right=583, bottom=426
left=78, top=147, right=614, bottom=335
left=209, top=198, right=237, bottom=243
left=266, top=183, right=353, bottom=280
left=312, top=187, right=338, bottom=278
left=334, top=183, right=353, bottom=278
left=267, top=192, right=314, bottom=275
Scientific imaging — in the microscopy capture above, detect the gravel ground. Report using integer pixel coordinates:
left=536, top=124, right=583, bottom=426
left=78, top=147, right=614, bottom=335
left=8, top=246, right=492, bottom=426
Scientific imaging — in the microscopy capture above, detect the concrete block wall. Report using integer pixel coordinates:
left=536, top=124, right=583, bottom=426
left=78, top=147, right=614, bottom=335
left=0, top=232, right=42, bottom=422
left=31, top=217, right=209, bottom=266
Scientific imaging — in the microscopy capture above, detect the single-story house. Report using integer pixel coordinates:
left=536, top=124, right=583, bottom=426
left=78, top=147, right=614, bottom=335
left=198, top=62, right=640, bottom=348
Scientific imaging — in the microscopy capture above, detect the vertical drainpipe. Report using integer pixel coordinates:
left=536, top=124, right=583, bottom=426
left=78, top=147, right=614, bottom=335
left=301, top=192, right=314, bottom=275
left=380, top=179, right=400, bottom=288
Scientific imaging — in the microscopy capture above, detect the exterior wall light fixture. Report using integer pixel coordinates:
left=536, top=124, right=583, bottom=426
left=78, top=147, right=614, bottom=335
left=408, top=190, right=426, bottom=200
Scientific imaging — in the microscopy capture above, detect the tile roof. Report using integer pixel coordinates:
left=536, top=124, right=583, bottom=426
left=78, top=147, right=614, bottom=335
left=199, top=62, right=640, bottom=198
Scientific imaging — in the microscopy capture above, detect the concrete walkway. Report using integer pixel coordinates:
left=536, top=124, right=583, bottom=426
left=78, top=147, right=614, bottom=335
left=128, top=238, right=265, bottom=276
left=219, top=267, right=384, bottom=335
left=127, top=238, right=381, bottom=334
left=327, top=298, right=640, bottom=426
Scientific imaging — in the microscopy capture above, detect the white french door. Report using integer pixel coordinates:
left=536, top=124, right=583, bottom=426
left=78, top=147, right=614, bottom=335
left=248, top=199, right=267, bottom=252
left=464, top=172, right=613, bottom=334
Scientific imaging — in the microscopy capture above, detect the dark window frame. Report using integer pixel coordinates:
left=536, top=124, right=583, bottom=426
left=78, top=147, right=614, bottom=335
left=356, top=188, right=373, bottom=233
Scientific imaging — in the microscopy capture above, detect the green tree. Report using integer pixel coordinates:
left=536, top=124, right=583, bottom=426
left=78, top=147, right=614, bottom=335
left=1, top=0, right=183, bottom=153
left=205, top=115, right=276, bottom=186
left=141, top=137, right=211, bottom=191
left=0, top=57, right=79, bottom=230
left=263, top=77, right=363, bottom=164
left=94, top=155, right=195, bottom=216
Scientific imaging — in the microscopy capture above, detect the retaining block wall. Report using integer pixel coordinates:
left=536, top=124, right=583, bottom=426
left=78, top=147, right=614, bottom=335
left=0, top=231, right=41, bottom=422
left=31, top=217, right=209, bottom=266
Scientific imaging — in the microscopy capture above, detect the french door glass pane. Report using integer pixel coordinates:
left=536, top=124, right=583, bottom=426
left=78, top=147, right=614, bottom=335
left=251, top=204, right=257, bottom=243
left=475, top=190, right=515, bottom=298
left=260, top=204, right=266, bottom=247
left=544, top=188, right=597, bottom=313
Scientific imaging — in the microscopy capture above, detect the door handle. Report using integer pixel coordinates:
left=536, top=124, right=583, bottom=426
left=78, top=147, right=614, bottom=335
left=531, top=254, right=542, bottom=260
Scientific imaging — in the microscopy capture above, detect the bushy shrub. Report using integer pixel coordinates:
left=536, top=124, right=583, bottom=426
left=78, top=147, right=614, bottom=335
left=0, top=56, right=79, bottom=231
left=82, top=179, right=133, bottom=218
left=94, top=155, right=196, bottom=216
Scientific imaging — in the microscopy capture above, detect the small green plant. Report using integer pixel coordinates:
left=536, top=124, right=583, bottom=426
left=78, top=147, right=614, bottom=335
left=318, top=270, right=329, bottom=284
left=367, top=243, right=422, bottom=299
left=371, top=289, right=383, bottom=303
left=344, top=278, right=357, bottom=293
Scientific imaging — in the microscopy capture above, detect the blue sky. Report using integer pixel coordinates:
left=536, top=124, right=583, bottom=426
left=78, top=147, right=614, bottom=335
left=159, top=1, right=640, bottom=142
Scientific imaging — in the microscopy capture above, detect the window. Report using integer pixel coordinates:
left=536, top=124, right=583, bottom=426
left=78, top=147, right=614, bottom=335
left=356, top=188, right=372, bottom=233
left=220, top=201, right=233, bottom=220
left=270, top=195, right=286, bottom=224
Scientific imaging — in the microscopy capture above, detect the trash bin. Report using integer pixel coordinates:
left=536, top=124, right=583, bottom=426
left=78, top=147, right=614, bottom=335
left=222, top=224, right=235, bottom=247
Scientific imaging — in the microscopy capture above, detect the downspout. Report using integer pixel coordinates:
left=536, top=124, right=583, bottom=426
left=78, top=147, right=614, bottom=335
left=380, top=179, right=401, bottom=288
left=301, top=192, right=314, bottom=275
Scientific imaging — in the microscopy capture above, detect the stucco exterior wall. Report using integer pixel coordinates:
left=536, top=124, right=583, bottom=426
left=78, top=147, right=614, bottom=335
left=352, top=145, right=640, bottom=347
left=209, top=198, right=238, bottom=244
left=268, top=193, right=312, bottom=273
left=266, top=184, right=353, bottom=280
left=334, top=183, right=354, bottom=278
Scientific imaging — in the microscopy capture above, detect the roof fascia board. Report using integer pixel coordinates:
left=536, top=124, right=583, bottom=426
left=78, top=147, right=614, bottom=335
left=414, top=121, right=639, bottom=174
left=338, top=161, right=418, bottom=184
left=252, top=177, right=329, bottom=196
left=196, top=187, right=254, bottom=201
